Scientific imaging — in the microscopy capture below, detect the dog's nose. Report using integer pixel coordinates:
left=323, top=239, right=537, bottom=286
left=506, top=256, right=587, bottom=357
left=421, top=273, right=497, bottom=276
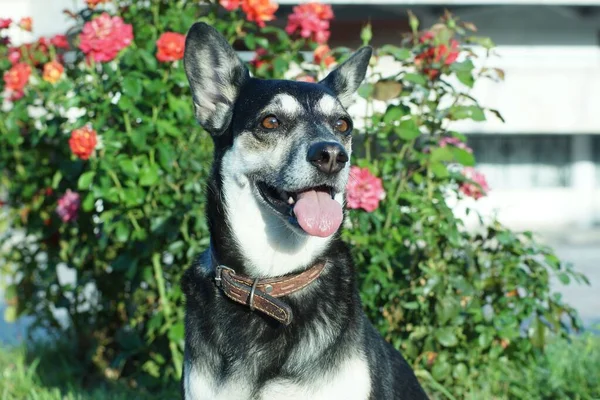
left=307, top=141, right=349, bottom=175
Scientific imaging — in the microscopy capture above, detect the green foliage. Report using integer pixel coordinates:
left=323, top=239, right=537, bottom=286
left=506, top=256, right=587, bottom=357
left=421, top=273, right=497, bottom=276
left=0, top=1, right=590, bottom=397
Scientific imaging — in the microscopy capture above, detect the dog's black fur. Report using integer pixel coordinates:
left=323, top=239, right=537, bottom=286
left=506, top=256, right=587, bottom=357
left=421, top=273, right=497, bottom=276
left=181, top=22, right=429, bottom=400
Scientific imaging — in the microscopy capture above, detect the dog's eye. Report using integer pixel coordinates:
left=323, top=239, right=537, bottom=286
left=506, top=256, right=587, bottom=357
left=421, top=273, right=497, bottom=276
left=261, top=115, right=280, bottom=130
left=334, top=118, right=350, bottom=133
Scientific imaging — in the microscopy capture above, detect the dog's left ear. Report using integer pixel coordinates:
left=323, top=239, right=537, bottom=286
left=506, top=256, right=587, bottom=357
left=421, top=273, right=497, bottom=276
left=319, top=46, right=373, bottom=108
left=184, top=22, right=250, bottom=136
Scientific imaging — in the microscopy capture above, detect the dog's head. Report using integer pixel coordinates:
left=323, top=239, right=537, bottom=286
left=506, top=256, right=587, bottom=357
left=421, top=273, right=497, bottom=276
left=184, top=23, right=371, bottom=240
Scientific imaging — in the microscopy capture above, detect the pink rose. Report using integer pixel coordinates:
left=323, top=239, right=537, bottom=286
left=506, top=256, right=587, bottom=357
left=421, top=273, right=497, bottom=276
left=78, top=13, right=133, bottom=62
left=220, top=0, right=241, bottom=11
left=459, top=167, right=489, bottom=200
left=285, top=2, right=334, bottom=44
left=346, top=166, right=385, bottom=212
left=439, top=136, right=473, bottom=153
left=56, top=190, right=81, bottom=223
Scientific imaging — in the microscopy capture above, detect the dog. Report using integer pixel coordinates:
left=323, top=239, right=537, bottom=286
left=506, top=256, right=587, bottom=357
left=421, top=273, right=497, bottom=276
left=180, top=22, right=429, bottom=400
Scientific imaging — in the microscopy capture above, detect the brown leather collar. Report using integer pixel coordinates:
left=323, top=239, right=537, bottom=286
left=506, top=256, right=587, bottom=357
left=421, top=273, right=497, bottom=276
left=214, top=262, right=326, bottom=326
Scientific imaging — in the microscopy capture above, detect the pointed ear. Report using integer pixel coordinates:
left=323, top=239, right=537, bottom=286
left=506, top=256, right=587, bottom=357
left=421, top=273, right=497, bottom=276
left=184, top=22, right=250, bottom=136
left=319, top=46, right=373, bottom=108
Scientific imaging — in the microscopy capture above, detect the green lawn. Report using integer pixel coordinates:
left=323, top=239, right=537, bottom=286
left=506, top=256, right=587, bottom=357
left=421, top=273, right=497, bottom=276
left=1, top=334, right=599, bottom=400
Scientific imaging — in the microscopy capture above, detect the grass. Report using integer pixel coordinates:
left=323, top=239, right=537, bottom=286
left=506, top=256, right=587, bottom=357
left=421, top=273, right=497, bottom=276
left=1, top=334, right=599, bottom=399
left=0, top=343, right=178, bottom=400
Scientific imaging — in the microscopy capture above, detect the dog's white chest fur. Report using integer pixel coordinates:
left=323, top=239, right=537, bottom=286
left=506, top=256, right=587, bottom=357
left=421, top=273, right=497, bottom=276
left=184, top=354, right=371, bottom=400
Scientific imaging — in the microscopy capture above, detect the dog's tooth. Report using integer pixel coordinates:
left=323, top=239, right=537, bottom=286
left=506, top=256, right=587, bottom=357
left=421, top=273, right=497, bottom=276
left=287, top=196, right=294, bottom=205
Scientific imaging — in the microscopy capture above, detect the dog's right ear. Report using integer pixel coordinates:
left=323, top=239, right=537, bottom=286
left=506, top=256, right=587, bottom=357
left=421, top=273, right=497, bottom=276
left=184, top=22, right=250, bottom=136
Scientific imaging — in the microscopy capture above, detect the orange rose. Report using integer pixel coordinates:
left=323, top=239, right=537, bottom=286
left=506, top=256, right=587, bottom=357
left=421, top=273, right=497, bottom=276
left=156, top=32, right=186, bottom=62
left=313, top=45, right=335, bottom=67
left=43, top=61, right=64, bottom=84
left=18, top=17, right=32, bottom=32
left=86, top=0, right=111, bottom=8
left=69, top=126, right=98, bottom=160
left=241, top=0, right=278, bottom=28
left=3, top=62, right=31, bottom=91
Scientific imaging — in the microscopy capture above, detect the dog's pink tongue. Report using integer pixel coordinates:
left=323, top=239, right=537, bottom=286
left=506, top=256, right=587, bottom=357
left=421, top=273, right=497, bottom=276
left=293, top=190, right=343, bottom=237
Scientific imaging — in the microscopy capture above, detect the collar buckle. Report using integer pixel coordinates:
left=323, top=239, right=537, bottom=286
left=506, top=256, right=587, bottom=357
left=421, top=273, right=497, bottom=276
left=214, top=265, right=235, bottom=288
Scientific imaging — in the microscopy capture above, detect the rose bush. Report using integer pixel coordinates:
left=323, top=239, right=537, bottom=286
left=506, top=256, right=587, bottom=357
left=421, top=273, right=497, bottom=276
left=0, top=0, right=588, bottom=397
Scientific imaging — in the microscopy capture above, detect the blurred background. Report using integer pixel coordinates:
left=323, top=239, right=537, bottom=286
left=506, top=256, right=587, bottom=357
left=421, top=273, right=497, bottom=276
left=3, top=0, right=598, bottom=343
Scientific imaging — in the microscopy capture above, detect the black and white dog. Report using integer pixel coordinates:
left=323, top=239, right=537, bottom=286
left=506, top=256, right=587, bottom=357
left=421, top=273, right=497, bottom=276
left=180, top=22, right=429, bottom=400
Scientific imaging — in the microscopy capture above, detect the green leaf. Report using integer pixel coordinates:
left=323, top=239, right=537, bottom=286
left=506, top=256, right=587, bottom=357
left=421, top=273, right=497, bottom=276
left=3, top=306, right=17, bottom=323
left=449, top=106, right=486, bottom=121
left=403, top=73, right=427, bottom=86
left=456, top=71, right=474, bottom=88
left=430, top=147, right=454, bottom=163
left=435, top=328, right=459, bottom=347
left=396, top=119, right=421, bottom=140
left=52, top=171, right=63, bottom=188
left=402, top=301, right=419, bottom=310
left=453, top=363, right=468, bottom=381
left=131, top=130, right=147, bottom=150
left=117, top=95, right=134, bottom=111
left=379, top=45, right=411, bottom=61
left=243, top=35, right=256, bottom=50
left=451, top=147, right=475, bottom=166
left=156, top=120, right=180, bottom=137
left=431, top=359, right=451, bottom=381
left=450, top=59, right=475, bottom=73
left=383, top=105, right=405, bottom=124
left=77, top=171, right=95, bottom=189
left=122, top=76, right=143, bottom=99
left=168, top=322, right=185, bottom=342
left=140, top=164, right=160, bottom=186
left=357, top=83, right=374, bottom=99
left=557, top=272, right=571, bottom=285
left=3, top=285, right=17, bottom=302
left=115, top=221, right=130, bottom=242
left=82, top=192, right=95, bottom=212
left=119, top=159, right=139, bottom=178
left=431, top=162, right=449, bottom=178
left=157, top=143, right=176, bottom=172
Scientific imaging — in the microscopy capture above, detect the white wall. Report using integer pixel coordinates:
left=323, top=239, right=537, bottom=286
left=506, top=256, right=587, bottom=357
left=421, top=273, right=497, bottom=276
left=0, top=0, right=77, bottom=43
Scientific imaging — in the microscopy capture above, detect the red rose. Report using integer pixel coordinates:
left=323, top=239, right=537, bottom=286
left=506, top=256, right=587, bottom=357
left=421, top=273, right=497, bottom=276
left=250, top=48, right=269, bottom=69
left=241, top=0, right=278, bottom=28
left=50, top=34, right=69, bottom=49
left=69, top=126, right=98, bottom=160
left=313, top=44, right=335, bottom=67
left=156, top=32, right=186, bottom=62
left=3, top=62, right=31, bottom=92
left=0, top=18, right=12, bottom=29
left=415, top=39, right=460, bottom=80
left=79, top=13, right=133, bottom=63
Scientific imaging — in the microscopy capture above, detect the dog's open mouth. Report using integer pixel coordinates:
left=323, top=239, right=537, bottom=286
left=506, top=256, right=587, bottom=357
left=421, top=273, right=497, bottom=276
left=256, top=182, right=343, bottom=238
